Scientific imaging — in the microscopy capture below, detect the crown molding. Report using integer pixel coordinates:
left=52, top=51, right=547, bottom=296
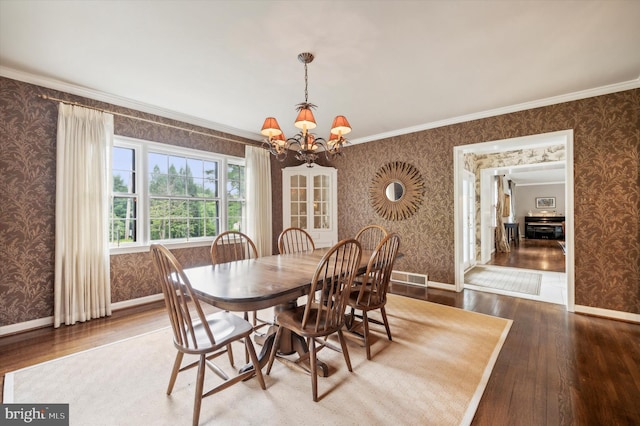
left=349, top=77, right=640, bottom=145
left=0, top=66, right=262, bottom=142
left=3, top=66, right=637, bottom=146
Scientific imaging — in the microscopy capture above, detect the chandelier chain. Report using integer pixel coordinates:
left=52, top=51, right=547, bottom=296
left=304, top=62, right=309, bottom=104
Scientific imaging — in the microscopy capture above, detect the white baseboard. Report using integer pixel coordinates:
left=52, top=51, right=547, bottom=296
left=575, top=304, right=640, bottom=324
left=111, top=293, right=164, bottom=310
left=0, top=316, right=54, bottom=337
left=427, top=281, right=457, bottom=291
left=0, top=294, right=164, bottom=337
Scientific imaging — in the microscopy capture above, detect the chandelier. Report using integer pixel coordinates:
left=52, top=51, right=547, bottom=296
left=260, top=52, right=351, bottom=167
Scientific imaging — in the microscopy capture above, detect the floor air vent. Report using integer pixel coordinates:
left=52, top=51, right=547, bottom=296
left=391, top=270, right=428, bottom=287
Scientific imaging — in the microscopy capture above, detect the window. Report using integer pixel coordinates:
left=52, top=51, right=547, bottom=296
left=110, top=146, right=137, bottom=245
left=148, top=152, right=220, bottom=240
left=109, top=136, right=245, bottom=251
left=226, top=163, right=246, bottom=232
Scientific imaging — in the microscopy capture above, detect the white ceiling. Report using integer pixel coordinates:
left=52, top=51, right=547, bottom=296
left=1, top=0, right=639, bottom=145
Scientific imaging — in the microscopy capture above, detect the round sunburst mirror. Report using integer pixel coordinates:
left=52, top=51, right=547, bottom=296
left=369, top=161, right=425, bottom=221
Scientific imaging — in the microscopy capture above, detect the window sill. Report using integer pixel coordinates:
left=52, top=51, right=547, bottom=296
left=110, top=239, right=213, bottom=255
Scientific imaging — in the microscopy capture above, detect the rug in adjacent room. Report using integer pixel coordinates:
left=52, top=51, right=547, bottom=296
left=465, top=265, right=542, bottom=295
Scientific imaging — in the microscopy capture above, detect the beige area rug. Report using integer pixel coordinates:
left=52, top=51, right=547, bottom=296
left=4, top=295, right=511, bottom=426
left=465, top=265, right=542, bottom=296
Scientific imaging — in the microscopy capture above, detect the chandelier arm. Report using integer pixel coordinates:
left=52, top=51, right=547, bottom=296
left=262, top=138, right=290, bottom=161
left=287, top=136, right=303, bottom=148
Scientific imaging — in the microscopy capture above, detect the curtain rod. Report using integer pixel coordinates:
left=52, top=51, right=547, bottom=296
left=37, top=94, right=258, bottom=146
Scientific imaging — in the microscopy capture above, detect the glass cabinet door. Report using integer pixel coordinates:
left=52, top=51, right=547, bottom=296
left=290, top=174, right=307, bottom=229
left=313, top=174, right=330, bottom=230
left=282, top=165, right=337, bottom=248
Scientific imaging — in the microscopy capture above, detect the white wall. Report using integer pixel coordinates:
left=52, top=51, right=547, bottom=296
left=514, top=183, right=565, bottom=234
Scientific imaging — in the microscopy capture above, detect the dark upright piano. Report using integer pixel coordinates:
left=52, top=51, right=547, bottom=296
left=525, top=215, right=565, bottom=239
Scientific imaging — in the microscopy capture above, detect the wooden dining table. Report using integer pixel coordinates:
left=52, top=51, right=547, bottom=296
left=183, top=247, right=372, bottom=376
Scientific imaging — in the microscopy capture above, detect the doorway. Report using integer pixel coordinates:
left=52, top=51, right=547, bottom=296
left=453, top=130, right=575, bottom=311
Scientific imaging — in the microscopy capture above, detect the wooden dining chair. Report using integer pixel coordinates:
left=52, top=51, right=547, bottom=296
left=353, top=225, right=389, bottom=284
left=210, top=231, right=268, bottom=359
left=346, top=233, right=400, bottom=360
left=355, top=224, right=388, bottom=250
left=150, top=244, right=266, bottom=426
left=210, top=230, right=259, bottom=265
left=266, top=238, right=362, bottom=402
left=278, top=227, right=316, bottom=254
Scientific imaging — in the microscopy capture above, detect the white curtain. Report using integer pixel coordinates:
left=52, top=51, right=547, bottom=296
left=245, top=145, right=272, bottom=256
left=495, top=175, right=510, bottom=253
left=54, top=103, right=113, bottom=327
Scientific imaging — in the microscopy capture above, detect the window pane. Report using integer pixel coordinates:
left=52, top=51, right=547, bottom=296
left=204, top=161, right=218, bottom=198
left=189, top=177, right=204, bottom=197
left=168, top=174, right=187, bottom=196
left=170, top=219, right=188, bottom=239
left=150, top=218, right=169, bottom=240
left=205, top=161, right=218, bottom=190
left=149, top=153, right=169, bottom=196
left=149, top=173, right=168, bottom=195
left=189, top=218, right=205, bottom=238
left=170, top=199, right=188, bottom=218
left=189, top=199, right=204, bottom=217
left=227, top=181, right=240, bottom=198
left=204, top=179, right=217, bottom=197
left=150, top=198, right=169, bottom=217
left=113, top=147, right=134, bottom=170
left=187, top=158, right=204, bottom=178
left=205, top=200, right=219, bottom=217
left=110, top=146, right=137, bottom=245
left=110, top=196, right=136, bottom=244
left=228, top=200, right=244, bottom=231
left=113, top=171, right=134, bottom=194
left=227, top=164, right=245, bottom=198
left=149, top=152, right=167, bottom=172
left=205, top=217, right=219, bottom=236
left=169, top=156, right=186, bottom=175
left=205, top=201, right=219, bottom=236
left=113, top=147, right=135, bottom=194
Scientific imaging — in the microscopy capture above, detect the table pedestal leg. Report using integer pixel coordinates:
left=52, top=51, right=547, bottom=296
left=243, top=302, right=329, bottom=377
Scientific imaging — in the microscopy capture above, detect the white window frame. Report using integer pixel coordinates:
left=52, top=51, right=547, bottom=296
left=110, top=135, right=245, bottom=254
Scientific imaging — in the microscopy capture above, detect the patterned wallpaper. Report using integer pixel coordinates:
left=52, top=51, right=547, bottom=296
left=1, top=76, right=638, bottom=327
left=336, top=89, right=639, bottom=314
left=0, top=77, right=253, bottom=326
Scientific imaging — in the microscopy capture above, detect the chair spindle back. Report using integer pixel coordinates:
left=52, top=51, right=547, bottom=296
left=278, top=227, right=316, bottom=254
left=302, top=239, right=362, bottom=333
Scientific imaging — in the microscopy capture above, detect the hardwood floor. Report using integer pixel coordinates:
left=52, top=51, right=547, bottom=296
left=2, top=288, right=639, bottom=425
left=487, top=238, right=566, bottom=272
